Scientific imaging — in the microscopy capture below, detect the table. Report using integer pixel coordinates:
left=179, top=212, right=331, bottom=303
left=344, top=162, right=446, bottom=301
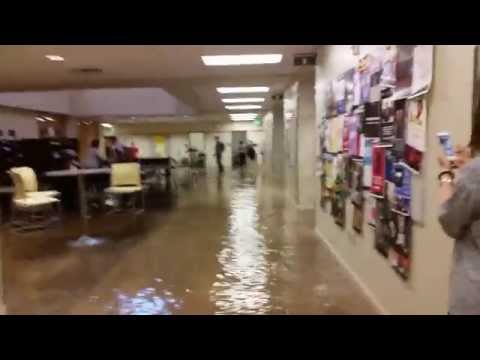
left=44, top=168, right=111, bottom=247
left=0, top=187, right=14, bottom=224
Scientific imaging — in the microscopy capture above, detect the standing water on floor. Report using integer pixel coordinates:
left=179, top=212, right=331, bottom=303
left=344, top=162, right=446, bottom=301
left=1, top=172, right=376, bottom=314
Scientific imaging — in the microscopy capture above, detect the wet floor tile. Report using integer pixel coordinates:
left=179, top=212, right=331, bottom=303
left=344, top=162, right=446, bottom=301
left=1, top=172, right=377, bottom=315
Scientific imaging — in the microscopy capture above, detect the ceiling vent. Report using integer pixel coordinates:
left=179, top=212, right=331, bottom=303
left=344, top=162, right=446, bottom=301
left=71, top=67, right=103, bottom=74
left=294, top=53, right=316, bottom=66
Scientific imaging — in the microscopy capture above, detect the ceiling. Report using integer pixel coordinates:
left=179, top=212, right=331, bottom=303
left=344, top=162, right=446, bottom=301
left=0, top=45, right=316, bottom=118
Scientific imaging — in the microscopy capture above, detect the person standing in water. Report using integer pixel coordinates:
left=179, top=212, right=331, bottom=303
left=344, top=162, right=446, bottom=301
left=215, top=136, right=225, bottom=173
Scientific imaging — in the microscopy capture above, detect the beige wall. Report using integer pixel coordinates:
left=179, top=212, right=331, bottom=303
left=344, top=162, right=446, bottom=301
left=0, top=106, right=39, bottom=139
left=314, top=45, right=475, bottom=314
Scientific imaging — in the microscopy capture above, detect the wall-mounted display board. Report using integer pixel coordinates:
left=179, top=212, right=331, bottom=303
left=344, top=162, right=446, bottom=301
left=317, top=45, right=433, bottom=281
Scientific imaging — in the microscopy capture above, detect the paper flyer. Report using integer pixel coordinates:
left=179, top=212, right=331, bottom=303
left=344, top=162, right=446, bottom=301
left=406, top=97, right=427, bottom=152
left=411, top=45, right=434, bottom=96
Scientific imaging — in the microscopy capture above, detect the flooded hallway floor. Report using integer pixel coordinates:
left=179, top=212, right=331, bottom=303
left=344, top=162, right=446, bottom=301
left=1, top=172, right=377, bottom=315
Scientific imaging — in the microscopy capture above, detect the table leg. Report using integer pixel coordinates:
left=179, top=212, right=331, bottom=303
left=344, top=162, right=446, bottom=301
left=69, top=174, right=105, bottom=248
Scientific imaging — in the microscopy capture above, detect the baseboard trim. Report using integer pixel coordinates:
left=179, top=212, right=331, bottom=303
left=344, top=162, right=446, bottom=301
left=315, top=227, right=389, bottom=315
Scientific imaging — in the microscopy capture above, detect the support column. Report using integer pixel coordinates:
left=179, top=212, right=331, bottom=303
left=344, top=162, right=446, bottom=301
left=296, top=70, right=316, bottom=209
left=271, top=96, right=285, bottom=180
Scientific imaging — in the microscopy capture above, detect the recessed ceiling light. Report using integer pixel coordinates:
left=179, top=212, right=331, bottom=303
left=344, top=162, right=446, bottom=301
left=202, top=54, right=282, bottom=66
left=101, top=123, right=113, bottom=128
left=217, top=86, right=269, bottom=94
left=35, top=116, right=46, bottom=122
left=45, top=55, right=64, bottom=62
left=229, top=113, right=258, bottom=121
left=222, top=98, right=265, bottom=103
left=43, top=116, right=55, bottom=122
left=225, top=104, right=262, bottom=110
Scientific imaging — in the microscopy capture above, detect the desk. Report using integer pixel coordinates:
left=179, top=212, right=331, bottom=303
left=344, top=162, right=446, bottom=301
left=44, top=168, right=111, bottom=247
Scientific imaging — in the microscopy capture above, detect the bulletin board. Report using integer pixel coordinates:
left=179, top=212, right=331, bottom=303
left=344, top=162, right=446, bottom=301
left=317, top=45, right=434, bottom=281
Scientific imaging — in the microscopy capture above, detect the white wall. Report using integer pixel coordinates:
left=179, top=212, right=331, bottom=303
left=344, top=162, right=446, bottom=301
left=0, top=90, right=71, bottom=115
left=167, top=134, right=190, bottom=163
left=0, top=88, right=194, bottom=117
left=0, top=106, right=39, bottom=139
left=70, top=88, right=194, bottom=117
left=314, top=45, right=475, bottom=314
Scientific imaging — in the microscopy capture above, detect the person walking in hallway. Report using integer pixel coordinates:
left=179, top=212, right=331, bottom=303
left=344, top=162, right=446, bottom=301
left=238, top=140, right=247, bottom=175
left=215, top=136, right=225, bottom=173
left=438, top=118, right=480, bottom=315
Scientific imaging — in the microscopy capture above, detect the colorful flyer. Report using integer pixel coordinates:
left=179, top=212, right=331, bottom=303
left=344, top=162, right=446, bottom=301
left=371, top=145, right=386, bottom=195
left=406, top=98, right=427, bottom=152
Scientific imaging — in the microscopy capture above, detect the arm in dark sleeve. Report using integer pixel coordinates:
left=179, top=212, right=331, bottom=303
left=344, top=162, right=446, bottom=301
left=438, top=178, right=478, bottom=239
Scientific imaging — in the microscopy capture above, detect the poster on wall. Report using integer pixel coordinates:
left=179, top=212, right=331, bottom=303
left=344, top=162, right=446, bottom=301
left=394, top=45, right=415, bottom=99
left=348, top=114, right=361, bottom=156
left=374, top=198, right=390, bottom=257
left=363, top=104, right=381, bottom=138
left=406, top=97, right=427, bottom=152
left=387, top=212, right=412, bottom=279
left=351, top=160, right=364, bottom=233
left=325, top=81, right=336, bottom=117
left=381, top=98, right=395, bottom=143
left=360, top=59, right=371, bottom=104
left=371, top=145, right=386, bottom=196
left=369, top=52, right=383, bottom=103
left=411, top=45, right=434, bottom=97
left=380, top=45, right=397, bottom=88
left=353, top=67, right=362, bottom=107
left=331, top=155, right=346, bottom=227
left=334, top=77, right=347, bottom=114
left=366, top=194, right=377, bottom=227
left=393, top=164, right=412, bottom=216
left=362, top=138, right=379, bottom=189
left=343, top=68, right=355, bottom=114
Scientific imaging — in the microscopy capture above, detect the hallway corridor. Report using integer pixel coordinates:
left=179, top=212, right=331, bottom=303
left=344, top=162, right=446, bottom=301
left=1, top=172, right=376, bottom=315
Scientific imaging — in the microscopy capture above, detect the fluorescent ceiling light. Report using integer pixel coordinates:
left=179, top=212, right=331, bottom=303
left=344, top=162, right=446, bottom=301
left=222, top=97, right=265, bottom=103
left=43, top=116, right=54, bottom=122
left=202, top=54, right=282, bottom=66
left=225, top=104, right=262, bottom=110
left=35, top=116, right=46, bottom=122
left=101, top=123, right=113, bottom=128
left=45, top=55, right=64, bottom=62
left=229, top=113, right=258, bottom=121
left=217, top=86, right=269, bottom=94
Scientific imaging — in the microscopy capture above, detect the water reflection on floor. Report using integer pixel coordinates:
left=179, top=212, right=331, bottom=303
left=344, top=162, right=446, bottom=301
left=1, top=171, right=376, bottom=315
